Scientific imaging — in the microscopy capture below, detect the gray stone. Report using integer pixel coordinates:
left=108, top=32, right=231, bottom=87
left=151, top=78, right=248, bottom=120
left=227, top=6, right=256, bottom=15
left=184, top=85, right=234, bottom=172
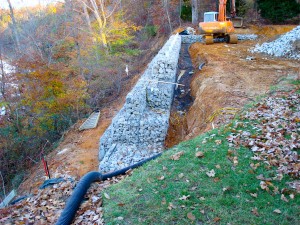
left=250, top=26, right=300, bottom=60
left=98, top=34, right=181, bottom=173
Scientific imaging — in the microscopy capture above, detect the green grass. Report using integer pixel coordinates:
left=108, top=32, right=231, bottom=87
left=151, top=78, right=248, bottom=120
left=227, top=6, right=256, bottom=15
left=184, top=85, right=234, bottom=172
left=103, top=121, right=300, bottom=224
left=103, top=82, right=300, bottom=224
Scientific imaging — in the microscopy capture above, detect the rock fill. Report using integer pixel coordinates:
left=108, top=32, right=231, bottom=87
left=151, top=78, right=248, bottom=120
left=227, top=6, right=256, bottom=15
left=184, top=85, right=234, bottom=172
left=99, top=34, right=181, bottom=172
left=251, top=26, right=300, bottom=60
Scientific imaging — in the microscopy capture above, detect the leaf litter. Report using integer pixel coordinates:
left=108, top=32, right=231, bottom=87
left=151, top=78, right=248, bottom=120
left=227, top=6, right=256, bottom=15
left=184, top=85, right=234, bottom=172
left=1, top=91, right=299, bottom=224
left=227, top=92, right=300, bottom=193
left=0, top=171, right=127, bottom=224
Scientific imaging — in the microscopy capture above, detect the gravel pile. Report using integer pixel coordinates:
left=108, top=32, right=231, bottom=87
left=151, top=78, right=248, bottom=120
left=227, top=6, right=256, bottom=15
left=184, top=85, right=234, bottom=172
left=251, top=26, right=300, bottom=60
left=237, top=34, right=258, bottom=40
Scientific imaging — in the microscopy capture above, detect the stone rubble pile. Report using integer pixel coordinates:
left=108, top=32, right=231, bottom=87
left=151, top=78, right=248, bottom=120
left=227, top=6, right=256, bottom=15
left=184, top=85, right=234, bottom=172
left=99, top=34, right=181, bottom=172
left=237, top=34, right=258, bottom=40
left=181, top=35, right=203, bottom=44
left=180, top=34, right=257, bottom=44
left=251, top=26, right=300, bottom=60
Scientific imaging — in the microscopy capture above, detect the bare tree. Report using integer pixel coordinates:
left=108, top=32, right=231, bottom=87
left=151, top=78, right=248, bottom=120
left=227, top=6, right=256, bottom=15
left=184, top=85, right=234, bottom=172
left=6, top=0, right=20, bottom=52
left=79, top=0, right=121, bottom=48
left=191, top=0, right=198, bottom=25
left=163, top=0, right=173, bottom=33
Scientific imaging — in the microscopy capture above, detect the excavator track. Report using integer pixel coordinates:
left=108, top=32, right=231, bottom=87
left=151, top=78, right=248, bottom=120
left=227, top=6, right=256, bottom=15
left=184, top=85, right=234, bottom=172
left=205, top=36, right=214, bottom=45
left=229, top=34, right=238, bottom=44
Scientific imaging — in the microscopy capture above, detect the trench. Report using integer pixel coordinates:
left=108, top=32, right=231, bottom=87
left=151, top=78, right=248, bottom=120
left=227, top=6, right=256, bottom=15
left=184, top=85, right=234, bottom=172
left=165, top=43, right=195, bottom=148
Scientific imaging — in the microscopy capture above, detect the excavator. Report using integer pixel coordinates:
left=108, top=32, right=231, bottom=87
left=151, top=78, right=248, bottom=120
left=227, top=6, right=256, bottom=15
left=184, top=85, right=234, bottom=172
left=199, top=0, right=242, bottom=45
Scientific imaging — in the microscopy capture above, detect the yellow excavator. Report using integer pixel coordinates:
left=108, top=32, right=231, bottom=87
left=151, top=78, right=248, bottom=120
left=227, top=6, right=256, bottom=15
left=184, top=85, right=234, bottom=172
left=199, top=0, right=242, bottom=44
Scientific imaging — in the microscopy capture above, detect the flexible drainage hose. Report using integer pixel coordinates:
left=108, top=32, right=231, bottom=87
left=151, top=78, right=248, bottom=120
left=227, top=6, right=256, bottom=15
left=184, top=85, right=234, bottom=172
left=55, top=153, right=162, bottom=225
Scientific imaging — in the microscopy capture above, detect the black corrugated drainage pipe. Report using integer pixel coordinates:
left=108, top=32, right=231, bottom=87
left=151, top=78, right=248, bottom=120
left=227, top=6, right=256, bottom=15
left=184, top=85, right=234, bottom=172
left=55, top=153, right=162, bottom=225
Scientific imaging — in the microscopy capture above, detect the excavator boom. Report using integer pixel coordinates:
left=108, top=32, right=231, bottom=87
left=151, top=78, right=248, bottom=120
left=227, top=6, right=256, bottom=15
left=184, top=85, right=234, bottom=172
left=218, top=0, right=227, bottom=22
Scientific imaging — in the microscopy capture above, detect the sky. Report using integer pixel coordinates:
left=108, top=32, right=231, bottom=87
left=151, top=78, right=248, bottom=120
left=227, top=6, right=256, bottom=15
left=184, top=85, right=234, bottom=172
left=0, top=0, right=63, bottom=9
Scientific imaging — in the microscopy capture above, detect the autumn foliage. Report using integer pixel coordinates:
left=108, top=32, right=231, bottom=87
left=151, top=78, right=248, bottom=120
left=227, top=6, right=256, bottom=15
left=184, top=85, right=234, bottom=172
left=0, top=0, right=185, bottom=196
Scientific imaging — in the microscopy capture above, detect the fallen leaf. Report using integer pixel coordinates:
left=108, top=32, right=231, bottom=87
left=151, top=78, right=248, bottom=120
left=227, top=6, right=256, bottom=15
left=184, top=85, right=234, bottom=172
left=250, top=163, right=260, bottom=170
left=187, top=212, right=195, bottom=221
left=161, top=197, right=166, bottom=205
left=213, top=217, right=221, bottom=222
left=233, top=156, right=238, bottom=166
left=104, top=193, right=110, bottom=199
left=273, top=209, right=281, bottom=214
left=195, top=151, right=204, bottom=158
left=273, top=186, right=280, bottom=194
left=93, top=215, right=99, bottom=221
left=289, top=194, right=294, bottom=199
left=199, top=197, right=205, bottom=201
left=281, top=194, right=289, bottom=202
left=158, top=176, right=165, bottom=180
left=215, top=140, right=222, bottom=145
left=206, top=169, right=216, bottom=177
left=260, top=181, right=269, bottom=191
left=215, top=164, right=221, bottom=169
left=125, top=169, right=133, bottom=175
left=168, top=202, right=176, bottom=210
left=170, top=151, right=184, bottom=160
left=250, top=193, right=258, bottom=198
left=92, top=196, right=100, bottom=203
left=213, top=177, right=220, bottom=182
left=117, top=203, right=125, bottom=207
left=179, top=195, right=190, bottom=200
left=200, top=210, right=205, bottom=214
left=178, top=173, right=184, bottom=178
left=227, top=149, right=234, bottom=156
left=251, top=207, right=259, bottom=216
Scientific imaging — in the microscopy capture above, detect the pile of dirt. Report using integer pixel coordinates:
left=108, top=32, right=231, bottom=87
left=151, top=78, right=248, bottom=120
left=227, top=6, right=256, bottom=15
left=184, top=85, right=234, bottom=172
left=251, top=25, right=300, bottom=59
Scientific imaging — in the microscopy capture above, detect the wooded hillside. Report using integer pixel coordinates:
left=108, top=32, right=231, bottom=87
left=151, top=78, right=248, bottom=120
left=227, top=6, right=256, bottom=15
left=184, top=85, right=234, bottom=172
left=0, top=0, right=184, bottom=198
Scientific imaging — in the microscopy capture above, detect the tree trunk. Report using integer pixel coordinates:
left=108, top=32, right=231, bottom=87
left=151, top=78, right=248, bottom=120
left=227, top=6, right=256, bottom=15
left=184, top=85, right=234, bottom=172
left=163, top=0, right=173, bottom=34
left=7, top=0, right=20, bottom=52
left=82, top=2, right=92, bottom=32
left=191, top=0, right=198, bottom=25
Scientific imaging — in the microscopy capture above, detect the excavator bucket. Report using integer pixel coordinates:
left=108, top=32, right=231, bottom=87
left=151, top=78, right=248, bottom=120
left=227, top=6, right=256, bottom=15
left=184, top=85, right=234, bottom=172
left=231, top=17, right=243, bottom=28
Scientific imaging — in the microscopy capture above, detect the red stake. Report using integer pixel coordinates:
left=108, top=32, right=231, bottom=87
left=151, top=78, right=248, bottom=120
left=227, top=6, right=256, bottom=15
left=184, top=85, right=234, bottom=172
left=42, top=156, right=51, bottom=179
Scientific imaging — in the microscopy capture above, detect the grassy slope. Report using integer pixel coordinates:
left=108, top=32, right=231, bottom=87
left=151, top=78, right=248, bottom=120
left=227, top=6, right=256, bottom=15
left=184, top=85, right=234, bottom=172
left=103, top=88, right=300, bottom=224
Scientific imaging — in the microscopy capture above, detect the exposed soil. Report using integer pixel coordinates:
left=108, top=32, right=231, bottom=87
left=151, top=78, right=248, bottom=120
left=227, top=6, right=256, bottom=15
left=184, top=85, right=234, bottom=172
left=165, top=43, right=195, bottom=148
left=17, top=25, right=300, bottom=195
left=166, top=25, right=299, bottom=147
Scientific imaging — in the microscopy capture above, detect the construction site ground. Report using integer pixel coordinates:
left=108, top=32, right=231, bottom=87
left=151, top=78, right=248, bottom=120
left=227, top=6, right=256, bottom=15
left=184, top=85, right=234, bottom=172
left=18, top=25, right=300, bottom=194
left=3, top=25, right=298, bottom=224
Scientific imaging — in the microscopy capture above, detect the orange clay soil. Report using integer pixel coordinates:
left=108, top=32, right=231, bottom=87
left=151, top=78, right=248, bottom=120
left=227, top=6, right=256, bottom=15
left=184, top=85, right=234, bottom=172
left=165, top=25, right=299, bottom=147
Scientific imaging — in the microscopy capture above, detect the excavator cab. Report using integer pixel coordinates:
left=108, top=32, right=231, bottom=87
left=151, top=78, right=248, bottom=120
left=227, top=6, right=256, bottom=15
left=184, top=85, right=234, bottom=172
left=203, top=12, right=219, bottom=22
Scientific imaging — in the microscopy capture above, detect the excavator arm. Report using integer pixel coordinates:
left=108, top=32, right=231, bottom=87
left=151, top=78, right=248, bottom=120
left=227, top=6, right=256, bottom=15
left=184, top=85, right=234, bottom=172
left=218, top=0, right=228, bottom=22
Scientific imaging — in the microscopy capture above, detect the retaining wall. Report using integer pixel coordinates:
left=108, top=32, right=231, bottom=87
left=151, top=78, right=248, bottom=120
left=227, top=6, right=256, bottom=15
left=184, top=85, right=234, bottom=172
left=99, top=34, right=181, bottom=172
